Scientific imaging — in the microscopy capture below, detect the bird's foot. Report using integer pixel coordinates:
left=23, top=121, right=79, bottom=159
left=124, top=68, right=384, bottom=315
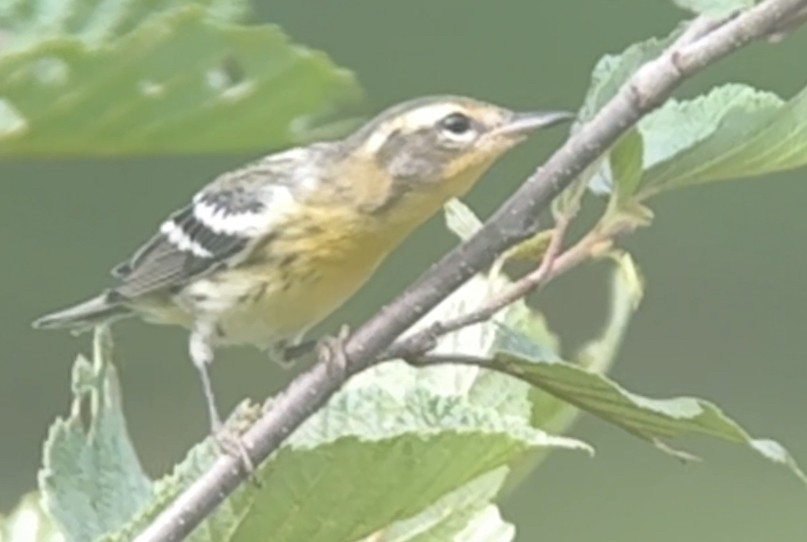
left=316, top=325, right=351, bottom=380
left=210, top=413, right=262, bottom=487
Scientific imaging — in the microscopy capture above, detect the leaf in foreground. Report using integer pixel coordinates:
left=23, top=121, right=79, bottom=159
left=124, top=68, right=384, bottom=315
left=38, top=329, right=152, bottom=542
left=222, top=388, right=589, bottom=542
left=357, top=469, right=514, bottom=542
left=489, top=327, right=807, bottom=483
left=0, top=3, right=360, bottom=157
left=74, top=344, right=589, bottom=541
left=0, top=0, right=250, bottom=52
left=114, top=389, right=589, bottom=542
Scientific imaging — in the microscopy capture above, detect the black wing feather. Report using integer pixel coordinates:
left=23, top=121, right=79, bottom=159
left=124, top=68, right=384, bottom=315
left=112, top=199, right=255, bottom=298
left=106, top=149, right=316, bottom=299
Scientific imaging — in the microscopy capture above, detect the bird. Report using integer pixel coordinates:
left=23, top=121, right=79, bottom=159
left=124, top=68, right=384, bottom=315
left=33, top=95, right=573, bottom=445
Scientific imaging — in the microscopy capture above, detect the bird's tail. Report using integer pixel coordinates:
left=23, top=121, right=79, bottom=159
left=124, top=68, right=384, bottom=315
left=33, top=291, right=132, bottom=332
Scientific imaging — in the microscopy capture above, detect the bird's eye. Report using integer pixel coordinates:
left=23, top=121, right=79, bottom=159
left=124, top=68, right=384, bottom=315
left=439, top=112, right=472, bottom=135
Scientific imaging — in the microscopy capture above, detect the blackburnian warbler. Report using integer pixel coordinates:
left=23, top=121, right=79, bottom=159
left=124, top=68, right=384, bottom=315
left=33, top=95, right=572, bottom=442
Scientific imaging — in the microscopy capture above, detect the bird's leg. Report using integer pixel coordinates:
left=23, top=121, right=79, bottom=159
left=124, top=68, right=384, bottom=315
left=189, top=325, right=223, bottom=432
left=277, top=338, right=316, bottom=366
left=271, top=327, right=351, bottom=374
left=189, top=324, right=256, bottom=475
left=261, top=330, right=349, bottom=417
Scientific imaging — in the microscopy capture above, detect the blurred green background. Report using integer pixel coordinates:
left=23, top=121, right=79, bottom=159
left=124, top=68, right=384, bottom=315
left=2, top=1, right=806, bottom=540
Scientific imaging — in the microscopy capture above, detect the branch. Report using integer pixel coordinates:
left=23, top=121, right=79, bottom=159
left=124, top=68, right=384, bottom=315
left=382, top=212, right=580, bottom=362
left=134, top=2, right=807, bottom=541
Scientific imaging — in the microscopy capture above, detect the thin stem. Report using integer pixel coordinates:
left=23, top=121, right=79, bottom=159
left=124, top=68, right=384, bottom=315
left=382, top=214, right=578, bottom=362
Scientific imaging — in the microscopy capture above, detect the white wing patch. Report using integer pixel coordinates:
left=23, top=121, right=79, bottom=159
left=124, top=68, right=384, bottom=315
left=159, top=219, right=213, bottom=258
left=193, top=185, right=296, bottom=236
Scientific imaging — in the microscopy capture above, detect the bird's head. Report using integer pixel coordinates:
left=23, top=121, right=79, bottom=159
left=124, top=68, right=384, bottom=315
left=345, top=95, right=574, bottom=200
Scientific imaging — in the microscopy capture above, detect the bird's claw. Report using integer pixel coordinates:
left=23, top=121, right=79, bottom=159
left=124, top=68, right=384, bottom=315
left=211, top=418, right=262, bottom=487
left=316, top=325, right=351, bottom=380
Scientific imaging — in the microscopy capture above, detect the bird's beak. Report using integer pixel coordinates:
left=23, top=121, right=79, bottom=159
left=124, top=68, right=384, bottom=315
left=494, top=110, right=576, bottom=137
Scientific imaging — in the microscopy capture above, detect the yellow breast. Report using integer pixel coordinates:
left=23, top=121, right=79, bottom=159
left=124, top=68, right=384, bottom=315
left=214, top=204, right=407, bottom=347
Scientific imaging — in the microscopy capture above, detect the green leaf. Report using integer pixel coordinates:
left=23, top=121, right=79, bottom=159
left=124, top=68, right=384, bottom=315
left=582, top=43, right=807, bottom=200
left=0, top=0, right=249, bottom=52
left=672, top=0, right=755, bottom=17
left=0, top=492, right=64, bottom=542
left=603, top=129, right=645, bottom=203
left=577, top=35, right=669, bottom=126
left=100, top=345, right=587, bottom=541
left=0, top=3, right=361, bottom=157
left=575, top=32, right=668, bottom=200
left=38, top=328, right=153, bottom=542
left=224, top=388, right=589, bottom=542
left=112, top=389, right=584, bottom=542
left=444, top=198, right=484, bottom=241
left=490, top=327, right=807, bottom=483
left=357, top=469, right=514, bottom=542
left=637, top=83, right=807, bottom=197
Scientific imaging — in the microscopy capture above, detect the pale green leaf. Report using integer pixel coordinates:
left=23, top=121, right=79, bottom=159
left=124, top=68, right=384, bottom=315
left=672, top=0, right=755, bottom=17
left=224, top=388, right=589, bottom=542
left=601, top=129, right=645, bottom=202
left=106, top=380, right=587, bottom=541
left=444, top=198, right=483, bottom=241
left=637, top=83, right=807, bottom=196
left=358, top=469, right=514, bottom=542
left=0, top=3, right=360, bottom=157
left=576, top=33, right=668, bottom=199
left=0, top=493, right=64, bottom=542
left=577, top=36, right=669, bottom=125
left=38, top=328, right=153, bottom=542
left=490, top=329, right=807, bottom=483
left=582, top=51, right=807, bottom=200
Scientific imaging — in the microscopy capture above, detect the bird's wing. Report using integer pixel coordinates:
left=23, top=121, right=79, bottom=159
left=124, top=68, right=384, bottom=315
left=111, top=153, right=307, bottom=299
